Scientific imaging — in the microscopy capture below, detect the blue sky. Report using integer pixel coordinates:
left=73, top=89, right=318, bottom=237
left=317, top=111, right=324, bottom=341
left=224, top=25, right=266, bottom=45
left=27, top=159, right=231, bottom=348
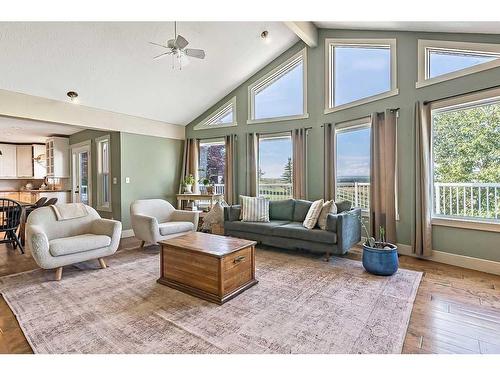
left=336, top=127, right=371, bottom=178
left=259, top=137, right=292, bottom=178
left=254, top=63, right=303, bottom=119
left=334, top=46, right=391, bottom=106
left=429, top=52, right=497, bottom=78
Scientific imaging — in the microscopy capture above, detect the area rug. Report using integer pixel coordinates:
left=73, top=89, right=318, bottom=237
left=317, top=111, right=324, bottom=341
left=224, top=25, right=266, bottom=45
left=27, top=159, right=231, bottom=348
left=0, top=247, right=422, bottom=354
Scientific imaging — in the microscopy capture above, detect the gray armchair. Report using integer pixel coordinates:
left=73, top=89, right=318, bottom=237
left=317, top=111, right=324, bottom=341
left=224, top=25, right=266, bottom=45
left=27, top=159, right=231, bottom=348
left=26, top=204, right=122, bottom=280
left=130, top=199, right=199, bottom=247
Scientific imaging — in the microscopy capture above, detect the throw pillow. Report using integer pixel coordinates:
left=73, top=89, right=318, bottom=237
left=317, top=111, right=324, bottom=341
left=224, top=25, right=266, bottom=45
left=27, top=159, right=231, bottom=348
left=317, top=200, right=338, bottom=230
left=303, top=199, right=324, bottom=229
left=201, top=201, right=225, bottom=231
left=240, top=195, right=270, bottom=222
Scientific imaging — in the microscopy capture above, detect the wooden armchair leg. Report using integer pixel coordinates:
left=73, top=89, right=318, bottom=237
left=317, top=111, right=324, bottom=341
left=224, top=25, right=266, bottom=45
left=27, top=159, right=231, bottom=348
left=98, top=258, right=107, bottom=269
left=55, top=267, right=63, bottom=281
left=140, top=240, right=145, bottom=248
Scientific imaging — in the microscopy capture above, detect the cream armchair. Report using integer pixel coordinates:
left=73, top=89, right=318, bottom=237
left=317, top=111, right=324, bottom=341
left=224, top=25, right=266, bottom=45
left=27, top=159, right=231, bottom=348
left=26, top=204, right=122, bottom=281
left=130, top=199, right=198, bottom=247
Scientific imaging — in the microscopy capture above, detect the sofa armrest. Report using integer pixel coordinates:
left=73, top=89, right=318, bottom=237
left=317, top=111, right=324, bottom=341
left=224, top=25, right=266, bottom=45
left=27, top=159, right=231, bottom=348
left=26, top=224, right=50, bottom=267
left=224, top=205, right=241, bottom=222
left=131, top=214, right=159, bottom=244
left=325, top=208, right=362, bottom=254
left=171, top=210, right=199, bottom=229
left=91, top=218, right=122, bottom=251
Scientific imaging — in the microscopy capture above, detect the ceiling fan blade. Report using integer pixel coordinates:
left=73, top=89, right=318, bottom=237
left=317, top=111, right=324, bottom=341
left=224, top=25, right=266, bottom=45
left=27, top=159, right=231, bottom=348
left=174, top=34, right=189, bottom=49
left=185, top=48, right=205, bottom=59
left=149, top=41, right=169, bottom=49
left=153, top=52, right=172, bottom=60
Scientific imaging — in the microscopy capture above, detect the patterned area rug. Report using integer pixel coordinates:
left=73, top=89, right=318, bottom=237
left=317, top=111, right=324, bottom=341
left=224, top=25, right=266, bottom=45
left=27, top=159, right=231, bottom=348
left=0, top=247, right=422, bottom=354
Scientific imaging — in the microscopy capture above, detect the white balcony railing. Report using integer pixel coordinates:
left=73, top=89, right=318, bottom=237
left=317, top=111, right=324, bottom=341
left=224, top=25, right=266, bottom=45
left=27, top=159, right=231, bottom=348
left=434, top=182, right=500, bottom=220
left=336, top=182, right=370, bottom=211
left=258, top=183, right=293, bottom=200
left=198, top=183, right=225, bottom=195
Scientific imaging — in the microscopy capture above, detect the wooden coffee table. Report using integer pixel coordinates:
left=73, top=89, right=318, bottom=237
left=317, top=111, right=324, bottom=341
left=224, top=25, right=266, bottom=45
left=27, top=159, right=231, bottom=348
left=158, top=232, right=258, bottom=304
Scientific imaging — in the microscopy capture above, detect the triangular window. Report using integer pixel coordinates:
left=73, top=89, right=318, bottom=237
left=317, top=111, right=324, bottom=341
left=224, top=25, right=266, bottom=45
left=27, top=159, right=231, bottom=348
left=194, top=97, right=236, bottom=130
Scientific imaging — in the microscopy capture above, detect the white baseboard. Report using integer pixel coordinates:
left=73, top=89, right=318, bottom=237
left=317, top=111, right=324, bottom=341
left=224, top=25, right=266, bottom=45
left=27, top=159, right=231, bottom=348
left=121, top=229, right=135, bottom=238
left=396, top=243, right=500, bottom=276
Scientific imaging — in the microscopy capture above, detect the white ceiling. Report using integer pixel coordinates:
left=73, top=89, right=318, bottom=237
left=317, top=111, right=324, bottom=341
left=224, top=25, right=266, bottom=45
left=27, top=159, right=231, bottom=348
left=0, top=22, right=298, bottom=126
left=314, top=22, right=500, bottom=35
left=0, top=116, right=82, bottom=143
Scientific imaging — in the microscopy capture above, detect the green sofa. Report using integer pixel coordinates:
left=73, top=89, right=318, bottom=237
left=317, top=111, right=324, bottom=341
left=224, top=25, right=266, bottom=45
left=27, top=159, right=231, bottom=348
left=223, top=199, right=361, bottom=260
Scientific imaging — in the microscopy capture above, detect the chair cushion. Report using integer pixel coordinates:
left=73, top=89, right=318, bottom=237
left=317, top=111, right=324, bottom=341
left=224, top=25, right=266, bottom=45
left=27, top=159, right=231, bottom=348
left=158, top=221, right=194, bottom=236
left=272, top=222, right=337, bottom=244
left=224, top=220, right=290, bottom=236
left=269, top=199, right=295, bottom=221
left=49, top=234, right=112, bottom=257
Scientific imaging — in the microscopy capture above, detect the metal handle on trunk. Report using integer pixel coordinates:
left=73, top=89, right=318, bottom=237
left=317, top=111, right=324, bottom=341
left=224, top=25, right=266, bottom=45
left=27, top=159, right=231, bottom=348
left=233, top=255, right=246, bottom=264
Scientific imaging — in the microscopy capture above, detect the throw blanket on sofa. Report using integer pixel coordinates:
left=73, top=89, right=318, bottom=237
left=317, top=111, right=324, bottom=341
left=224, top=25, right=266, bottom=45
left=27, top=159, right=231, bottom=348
left=51, top=203, right=88, bottom=221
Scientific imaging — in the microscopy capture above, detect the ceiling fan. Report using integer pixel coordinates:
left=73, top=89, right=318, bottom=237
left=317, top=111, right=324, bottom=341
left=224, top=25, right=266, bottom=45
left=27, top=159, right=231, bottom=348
left=150, top=21, right=206, bottom=70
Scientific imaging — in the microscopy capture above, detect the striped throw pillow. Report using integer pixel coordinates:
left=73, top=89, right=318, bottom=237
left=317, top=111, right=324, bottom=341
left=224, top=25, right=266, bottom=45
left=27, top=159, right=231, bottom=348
left=303, top=199, right=324, bottom=229
left=240, top=195, right=270, bottom=222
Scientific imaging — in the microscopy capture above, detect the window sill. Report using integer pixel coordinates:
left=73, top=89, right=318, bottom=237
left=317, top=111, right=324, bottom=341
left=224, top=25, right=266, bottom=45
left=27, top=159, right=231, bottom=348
left=324, top=89, right=399, bottom=114
left=432, top=217, right=500, bottom=233
left=247, top=113, right=309, bottom=125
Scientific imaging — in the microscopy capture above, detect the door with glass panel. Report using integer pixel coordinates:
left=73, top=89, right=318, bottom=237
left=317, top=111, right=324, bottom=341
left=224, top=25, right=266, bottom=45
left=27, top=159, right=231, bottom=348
left=335, top=122, right=371, bottom=216
left=71, top=144, right=91, bottom=205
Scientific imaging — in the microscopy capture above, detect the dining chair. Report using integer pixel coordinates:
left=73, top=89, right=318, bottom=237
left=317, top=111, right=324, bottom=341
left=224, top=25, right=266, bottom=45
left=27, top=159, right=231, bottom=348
left=25, top=197, right=48, bottom=218
left=0, top=198, right=24, bottom=254
left=43, top=198, right=58, bottom=206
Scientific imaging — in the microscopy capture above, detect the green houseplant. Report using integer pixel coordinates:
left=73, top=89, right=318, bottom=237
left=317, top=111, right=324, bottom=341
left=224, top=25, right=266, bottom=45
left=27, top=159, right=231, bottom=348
left=183, top=174, right=196, bottom=193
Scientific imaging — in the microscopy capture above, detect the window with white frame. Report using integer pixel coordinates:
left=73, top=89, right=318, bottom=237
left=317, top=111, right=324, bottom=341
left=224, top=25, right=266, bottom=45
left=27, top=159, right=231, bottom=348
left=194, top=97, right=237, bottom=130
left=258, top=133, right=293, bottom=200
left=248, top=49, right=307, bottom=123
left=431, top=90, right=500, bottom=227
left=96, top=135, right=111, bottom=211
left=417, top=40, right=500, bottom=88
left=198, top=139, right=226, bottom=194
left=325, top=39, right=398, bottom=112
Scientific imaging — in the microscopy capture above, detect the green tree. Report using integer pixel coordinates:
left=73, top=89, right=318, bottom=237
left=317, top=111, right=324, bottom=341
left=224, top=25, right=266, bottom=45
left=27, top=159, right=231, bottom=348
left=433, top=103, right=500, bottom=183
left=281, top=157, right=293, bottom=183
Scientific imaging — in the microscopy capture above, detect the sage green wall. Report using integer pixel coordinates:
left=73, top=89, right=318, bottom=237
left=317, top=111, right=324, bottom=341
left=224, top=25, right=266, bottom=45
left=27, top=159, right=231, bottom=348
left=186, top=28, right=500, bottom=262
left=119, top=132, right=183, bottom=230
left=69, top=129, right=121, bottom=221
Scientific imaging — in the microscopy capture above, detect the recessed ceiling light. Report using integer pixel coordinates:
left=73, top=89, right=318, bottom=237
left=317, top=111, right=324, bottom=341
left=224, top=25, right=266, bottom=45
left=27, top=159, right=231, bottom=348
left=67, top=91, right=78, bottom=102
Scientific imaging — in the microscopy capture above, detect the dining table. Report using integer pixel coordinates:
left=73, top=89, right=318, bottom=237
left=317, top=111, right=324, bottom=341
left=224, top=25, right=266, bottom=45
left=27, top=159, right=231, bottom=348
left=16, top=200, right=35, bottom=247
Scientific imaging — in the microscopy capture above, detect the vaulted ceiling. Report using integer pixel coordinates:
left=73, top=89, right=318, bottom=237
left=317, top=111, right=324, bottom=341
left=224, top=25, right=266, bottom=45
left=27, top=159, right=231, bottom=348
left=0, top=22, right=298, bottom=126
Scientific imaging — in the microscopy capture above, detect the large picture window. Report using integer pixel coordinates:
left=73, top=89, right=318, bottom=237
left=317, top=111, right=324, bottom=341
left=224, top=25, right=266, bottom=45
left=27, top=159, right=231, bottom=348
left=248, top=49, right=307, bottom=124
left=417, top=40, right=500, bottom=88
left=326, top=39, right=398, bottom=112
left=198, top=139, right=225, bottom=195
left=258, top=134, right=293, bottom=200
left=431, top=91, right=500, bottom=226
left=335, top=119, right=371, bottom=214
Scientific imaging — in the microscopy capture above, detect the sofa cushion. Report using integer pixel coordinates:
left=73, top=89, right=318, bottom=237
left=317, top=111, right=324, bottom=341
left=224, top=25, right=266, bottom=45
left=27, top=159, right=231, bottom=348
left=272, top=222, right=337, bottom=244
left=269, top=199, right=295, bottom=221
left=224, top=220, right=290, bottom=236
left=49, top=234, right=112, bottom=257
left=293, top=200, right=313, bottom=222
left=335, top=200, right=352, bottom=213
left=159, top=221, right=194, bottom=236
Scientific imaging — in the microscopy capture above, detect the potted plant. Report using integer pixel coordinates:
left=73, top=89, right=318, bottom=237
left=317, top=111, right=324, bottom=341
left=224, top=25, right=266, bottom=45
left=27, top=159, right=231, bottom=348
left=183, top=174, right=196, bottom=194
left=200, top=177, right=214, bottom=195
left=360, top=222, right=399, bottom=276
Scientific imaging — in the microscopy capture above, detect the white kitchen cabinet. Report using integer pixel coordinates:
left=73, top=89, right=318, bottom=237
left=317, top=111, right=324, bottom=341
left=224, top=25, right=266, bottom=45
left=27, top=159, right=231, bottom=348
left=46, top=137, right=69, bottom=178
left=16, top=145, right=33, bottom=178
left=0, top=144, right=17, bottom=177
left=33, top=144, right=46, bottom=178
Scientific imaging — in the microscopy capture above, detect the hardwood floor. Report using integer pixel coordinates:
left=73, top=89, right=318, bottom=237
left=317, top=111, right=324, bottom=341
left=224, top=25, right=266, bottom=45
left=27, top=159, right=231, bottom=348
left=1, top=238, right=499, bottom=354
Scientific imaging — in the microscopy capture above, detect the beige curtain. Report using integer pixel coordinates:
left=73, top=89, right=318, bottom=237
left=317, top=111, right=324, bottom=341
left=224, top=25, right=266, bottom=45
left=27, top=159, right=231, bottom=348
left=246, top=133, right=259, bottom=196
left=370, top=110, right=398, bottom=243
left=413, top=102, right=433, bottom=256
left=224, top=134, right=237, bottom=204
left=179, top=138, right=199, bottom=193
left=323, top=123, right=335, bottom=200
left=292, top=128, right=308, bottom=199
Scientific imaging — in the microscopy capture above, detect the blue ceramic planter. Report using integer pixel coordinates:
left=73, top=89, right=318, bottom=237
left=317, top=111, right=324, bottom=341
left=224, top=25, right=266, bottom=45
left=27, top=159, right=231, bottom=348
left=362, top=243, right=399, bottom=276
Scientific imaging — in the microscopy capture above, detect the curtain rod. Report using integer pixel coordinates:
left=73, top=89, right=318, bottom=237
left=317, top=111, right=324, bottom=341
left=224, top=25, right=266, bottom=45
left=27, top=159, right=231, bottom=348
left=423, top=84, right=500, bottom=105
left=252, top=127, right=313, bottom=136
left=193, top=134, right=236, bottom=141
left=320, top=109, right=400, bottom=127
